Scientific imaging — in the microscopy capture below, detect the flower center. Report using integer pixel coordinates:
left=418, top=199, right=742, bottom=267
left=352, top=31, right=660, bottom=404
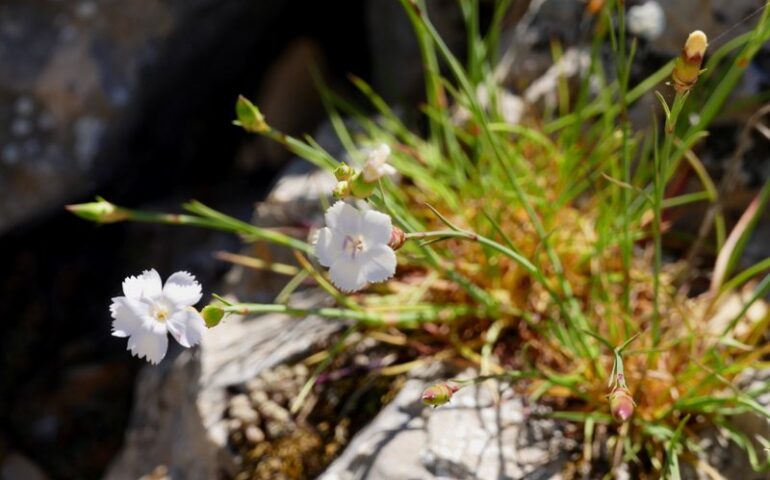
left=151, top=301, right=171, bottom=323
left=342, top=234, right=365, bottom=259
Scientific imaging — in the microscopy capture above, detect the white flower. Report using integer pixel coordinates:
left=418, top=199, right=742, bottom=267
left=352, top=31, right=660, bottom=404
left=361, top=144, right=396, bottom=183
left=110, top=269, right=205, bottom=364
left=627, top=1, right=665, bottom=41
left=314, top=201, right=397, bottom=292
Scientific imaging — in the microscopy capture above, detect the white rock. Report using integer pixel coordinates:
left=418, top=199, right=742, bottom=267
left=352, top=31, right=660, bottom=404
left=627, top=1, right=666, bottom=41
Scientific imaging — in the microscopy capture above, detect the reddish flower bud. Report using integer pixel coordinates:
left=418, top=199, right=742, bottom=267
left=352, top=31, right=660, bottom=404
left=421, top=382, right=460, bottom=407
left=609, top=386, right=635, bottom=423
left=388, top=226, right=406, bottom=250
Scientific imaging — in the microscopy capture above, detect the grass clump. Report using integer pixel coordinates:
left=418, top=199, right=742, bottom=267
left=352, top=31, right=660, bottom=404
left=70, top=1, right=770, bottom=477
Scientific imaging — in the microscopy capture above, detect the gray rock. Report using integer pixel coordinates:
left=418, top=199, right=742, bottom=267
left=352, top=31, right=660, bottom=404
left=322, top=370, right=571, bottom=480
left=0, top=0, right=287, bottom=234
left=0, top=452, right=50, bottom=480
left=0, top=0, right=169, bottom=232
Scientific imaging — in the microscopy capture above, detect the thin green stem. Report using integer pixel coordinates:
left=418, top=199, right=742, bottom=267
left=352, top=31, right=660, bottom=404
left=652, top=91, right=687, bottom=346
left=125, top=205, right=314, bottom=255
left=406, top=230, right=537, bottom=274
left=222, top=302, right=483, bottom=329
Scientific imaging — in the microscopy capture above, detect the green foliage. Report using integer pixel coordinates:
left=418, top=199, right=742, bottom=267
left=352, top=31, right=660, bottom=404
left=69, top=1, right=770, bottom=477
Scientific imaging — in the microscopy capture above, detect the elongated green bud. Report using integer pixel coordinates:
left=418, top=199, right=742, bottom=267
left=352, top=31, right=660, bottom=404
left=66, top=197, right=129, bottom=223
left=421, top=382, right=459, bottom=407
left=234, top=95, right=268, bottom=133
left=672, top=30, right=708, bottom=93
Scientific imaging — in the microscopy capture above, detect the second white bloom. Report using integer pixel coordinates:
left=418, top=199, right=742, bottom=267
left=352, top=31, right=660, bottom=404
left=110, top=269, right=206, bottom=364
left=361, top=144, right=396, bottom=183
left=314, top=201, right=397, bottom=292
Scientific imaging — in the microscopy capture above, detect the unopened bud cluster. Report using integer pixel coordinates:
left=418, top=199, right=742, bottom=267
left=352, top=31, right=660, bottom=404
left=333, top=144, right=396, bottom=200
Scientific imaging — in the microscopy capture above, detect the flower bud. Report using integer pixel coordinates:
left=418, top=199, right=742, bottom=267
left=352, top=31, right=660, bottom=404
left=349, top=173, right=377, bottom=199
left=672, top=30, right=708, bottom=93
left=201, top=305, right=225, bottom=328
left=234, top=95, right=268, bottom=133
left=66, top=197, right=129, bottom=223
left=332, top=181, right=351, bottom=199
left=421, top=382, right=459, bottom=407
left=609, top=386, right=635, bottom=423
left=334, top=164, right=355, bottom=181
left=388, top=226, right=406, bottom=250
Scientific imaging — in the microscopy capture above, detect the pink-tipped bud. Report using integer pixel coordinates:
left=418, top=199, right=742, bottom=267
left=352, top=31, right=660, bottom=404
left=421, top=382, right=460, bottom=407
left=388, top=226, right=406, bottom=250
left=609, top=386, right=635, bottom=423
left=672, top=30, right=708, bottom=93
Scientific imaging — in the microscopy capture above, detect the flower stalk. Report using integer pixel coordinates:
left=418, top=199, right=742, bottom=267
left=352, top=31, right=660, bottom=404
left=218, top=302, right=484, bottom=329
left=68, top=198, right=313, bottom=255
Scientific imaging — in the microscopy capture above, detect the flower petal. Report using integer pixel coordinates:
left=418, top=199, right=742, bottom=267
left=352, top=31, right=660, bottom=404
left=163, top=271, right=202, bottom=307
left=314, top=227, right=343, bottom=267
left=329, top=256, right=366, bottom=293
left=126, top=327, right=169, bottom=365
left=380, top=164, right=397, bottom=177
left=110, top=296, right=150, bottom=338
left=122, top=275, right=144, bottom=299
left=362, top=144, right=392, bottom=182
left=166, top=307, right=206, bottom=348
left=325, top=201, right=361, bottom=236
left=361, top=244, right=396, bottom=283
left=124, top=269, right=163, bottom=300
left=361, top=209, right=392, bottom=245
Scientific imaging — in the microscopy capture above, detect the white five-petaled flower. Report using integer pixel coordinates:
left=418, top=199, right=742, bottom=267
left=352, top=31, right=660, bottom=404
left=361, top=144, right=396, bottom=183
left=314, top=201, right=397, bottom=292
left=110, top=269, right=206, bottom=364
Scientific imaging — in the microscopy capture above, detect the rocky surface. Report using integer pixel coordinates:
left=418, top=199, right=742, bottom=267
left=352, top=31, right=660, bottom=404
left=0, top=0, right=293, bottom=234
left=322, top=369, right=574, bottom=480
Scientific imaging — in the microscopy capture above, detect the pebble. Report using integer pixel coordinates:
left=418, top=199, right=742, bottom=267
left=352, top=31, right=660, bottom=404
left=230, top=406, right=259, bottom=425
left=250, top=390, right=268, bottom=405
left=244, top=425, right=265, bottom=444
left=257, top=399, right=290, bottom=423
left=265, top=420, right=289, bottom=439
left=11, top=118, right=33, bottom=137
left=14, top=97, right=34, bottom=116
left=229, top=394, right=260, bottom=424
